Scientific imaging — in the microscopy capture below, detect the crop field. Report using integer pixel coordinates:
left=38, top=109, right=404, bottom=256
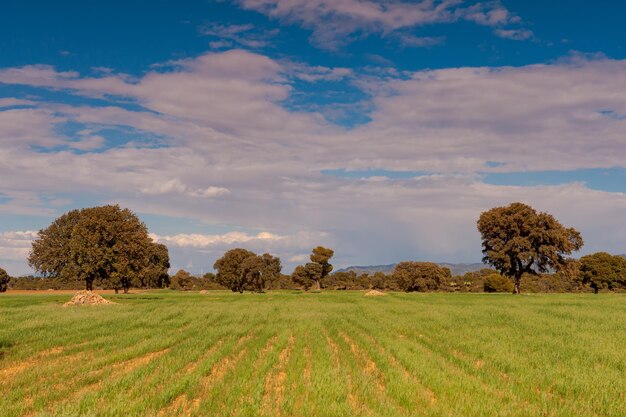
left=1, top=291, right=625, bottom=417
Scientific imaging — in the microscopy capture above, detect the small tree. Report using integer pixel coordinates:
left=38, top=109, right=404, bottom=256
left=392, top=262, right=450, bottom=292
left=170, top=269, right=193, bottom=291
left=214, top=248, right=256, bottom=293
left=213, top=249, right=281, bottom=293
left=291, top=263, right=323, bottom=291
left=292, top=246, right=334, bottom=291
left=477, top=202, right=583, bottom=294
left=0, top=267, right=9, bottom=293
left=243, top=253, right=282, bottom=293
left=579, top=252, right=626, bottom=294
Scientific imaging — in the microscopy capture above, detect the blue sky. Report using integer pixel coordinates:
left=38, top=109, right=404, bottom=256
left=1, top=0, right=626, bottom=275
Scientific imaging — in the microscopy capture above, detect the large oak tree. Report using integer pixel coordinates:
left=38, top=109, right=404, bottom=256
left=28, top=205, right=165, bottom=292
left=477, top=202, right=583, bottom=294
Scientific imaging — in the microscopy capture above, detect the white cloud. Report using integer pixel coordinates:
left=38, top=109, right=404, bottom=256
left=494, top=28, right=534, bottom=41
left=140, top=179, right=230, bottom=198
left=237, top=0, right=519, bottom=49
left=151, top=231, right=282, bottom=248
left=2, top=52, right=626, bottom=274
left=392, top=33, right=446, bottom=48
left=200, top=23, right=278, bottom=48
left=0, top=231, right=37, bottom=271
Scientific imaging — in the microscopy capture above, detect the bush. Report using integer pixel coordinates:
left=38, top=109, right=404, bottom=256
left=483, top=273, right=514, bottom=293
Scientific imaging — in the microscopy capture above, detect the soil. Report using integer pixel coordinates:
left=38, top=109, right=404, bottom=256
left=364, top=289, right=387, bottom=297
left=63, top=290, right=117, bottom=306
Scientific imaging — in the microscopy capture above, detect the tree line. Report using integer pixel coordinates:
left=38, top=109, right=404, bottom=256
left=1, top=202, right=626, bottom=294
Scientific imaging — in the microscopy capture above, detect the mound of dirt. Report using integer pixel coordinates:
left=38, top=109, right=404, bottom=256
left=199, top=290, right=208, bottom=294
left=364, top=289, right=386, bottom=297
left=63, top=290, right=116, bottom=307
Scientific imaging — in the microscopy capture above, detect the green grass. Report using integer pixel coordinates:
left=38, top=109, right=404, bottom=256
left=1, top=291, right=625, bottom=416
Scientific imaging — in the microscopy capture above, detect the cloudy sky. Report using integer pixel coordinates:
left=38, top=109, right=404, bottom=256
left=1, top=0, right=626, bottom=276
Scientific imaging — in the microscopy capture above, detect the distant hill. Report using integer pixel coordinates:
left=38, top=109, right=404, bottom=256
left=337, top=262, right=487, bottom=277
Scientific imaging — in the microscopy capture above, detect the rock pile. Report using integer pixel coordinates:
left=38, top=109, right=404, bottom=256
left=364, top=289, right=387, bottom=297
left=63, top=290, right=116, bottom=307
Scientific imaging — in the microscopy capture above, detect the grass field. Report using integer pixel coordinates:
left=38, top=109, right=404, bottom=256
left=1, top=291, right=625, bottom=417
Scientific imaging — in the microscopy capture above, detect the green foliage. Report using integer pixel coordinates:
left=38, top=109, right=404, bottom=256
left=392, top=261, right=451, bottom=292
left=136, top=243, right=170, bottom=289
left=483, top=273, right=514, bottom=293
left=28, top=205, right=166, bottom=292
left=291, top=246, right=334, bottom=291
left=169, top=269, right=193, bottom=291
left=579, top=252, right=626, bottom=293
left=477, top=202, right=584, bottom=294
left=213, top=249, right=281, bottom=293
left=242, top=253, right=281, bottom=293
left=0, top=267, right=9, bottom=293
left=291, top=262, right=322, bottom=291
left=310, top=246, right=334, bottom=279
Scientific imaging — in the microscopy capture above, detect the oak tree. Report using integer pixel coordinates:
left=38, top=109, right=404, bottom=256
left=0, top=267, right=9, bottom=292
left=392, top=262, right=450, bottom=292
left=213, top=248, right=256, bottom=293
left=242, top=253, right=282, bottom=293
left=28, top=205, right=162, bottom=292
left=579, top=252, right=626, bottom=294
left=137, top=243, right=170, bottom=289
left=291, top=262, right=323, bottom=291
left=292, top=246, right=334, bottom=291
left=477, top=202, right=583, bottom=294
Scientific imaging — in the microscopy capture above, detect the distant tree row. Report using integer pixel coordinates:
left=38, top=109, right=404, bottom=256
left=3, top=202, right=626, bottom=295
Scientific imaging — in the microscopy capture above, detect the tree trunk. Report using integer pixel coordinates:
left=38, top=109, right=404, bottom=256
left=513, top=276, right=521, bottom=294
left=86, top=280, right=93, bottom=291
left=312, top=279, right=321, bottom=292
left=594, top=286, right=599, bottom=294
left=123, top=287, right=129, bottom=294
left=114, top=288, right=119, bottom=294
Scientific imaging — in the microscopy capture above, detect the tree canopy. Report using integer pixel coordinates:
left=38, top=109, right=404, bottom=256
left=477, top=202, right=583, bottom=294
left=28, top=205, right=167, bottom=292
left=392, top=261, right=450, bottom=292
left=291, top=246, right=334, bottom=291
left=579, top=252, right=626, bottom=294
left=213, top=249, right=281, bottom=293
left=291, top=262, right=323, bottom=291
left=0, top=267, right=9, bottom=293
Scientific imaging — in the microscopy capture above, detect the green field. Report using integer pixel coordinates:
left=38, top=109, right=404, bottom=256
left=1, top=291, right=625, bottom=417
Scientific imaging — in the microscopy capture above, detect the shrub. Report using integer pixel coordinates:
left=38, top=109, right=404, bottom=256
left=483, top=273, right=514, bottom=293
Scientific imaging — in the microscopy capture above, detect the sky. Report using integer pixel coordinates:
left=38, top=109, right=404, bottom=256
left=1, top=0, right=626, bottom=276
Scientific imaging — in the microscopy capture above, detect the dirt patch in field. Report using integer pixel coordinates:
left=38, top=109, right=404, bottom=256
left=0, top=346, right=65, bottom=382
left=111, top=348, right=170, bottom=375
left=262, top=334, right=295, bottom=417
left=364, top=289, right=387, bottom=297
left=339, top=331, right=385, bottom=392
left=181, top=338, right=227, bottom=375
left=63, top=291, right=116, bottom=306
